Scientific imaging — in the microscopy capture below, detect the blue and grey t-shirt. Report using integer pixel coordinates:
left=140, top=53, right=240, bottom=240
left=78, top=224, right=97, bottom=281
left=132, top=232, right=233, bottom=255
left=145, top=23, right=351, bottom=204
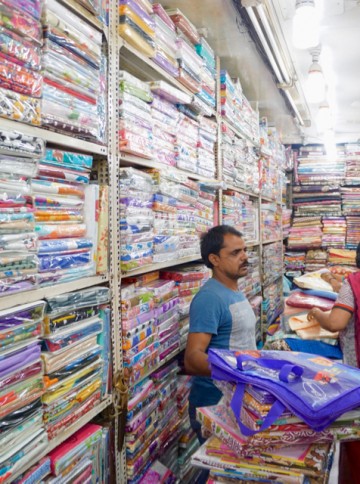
left=188, top=278, right=256, bottom=407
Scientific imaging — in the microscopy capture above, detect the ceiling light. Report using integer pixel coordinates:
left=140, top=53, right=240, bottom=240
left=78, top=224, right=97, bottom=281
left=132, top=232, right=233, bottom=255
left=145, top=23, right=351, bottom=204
left=292, top=0, right=320, bottom=50
left=306, top=51, right=326, bottom=103
left=316, top=102, right=332, bottom=133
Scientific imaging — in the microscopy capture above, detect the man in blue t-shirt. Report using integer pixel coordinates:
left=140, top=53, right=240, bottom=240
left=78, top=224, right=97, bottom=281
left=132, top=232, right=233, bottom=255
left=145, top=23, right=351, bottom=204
left=184, top=225, right=257, bottom=443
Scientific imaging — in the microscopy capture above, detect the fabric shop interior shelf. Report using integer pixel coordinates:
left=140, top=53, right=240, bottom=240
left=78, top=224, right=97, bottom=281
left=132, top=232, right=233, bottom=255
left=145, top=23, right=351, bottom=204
left=225, top=184, right=260, bottom=199
left=0, top=274, right=109, bottom=311
left=0, top=118, right=107, bottom=155
left=120, top=154, right=218, bottom=183
left=58, top=0, right=106, bottom=33
left=221, top=118, right=260, bottom=148
left=121, top=256, right=202, bottom=279
left=4, top=396, right=112, bottom=484
left=262, top=238, right=282, bottom=245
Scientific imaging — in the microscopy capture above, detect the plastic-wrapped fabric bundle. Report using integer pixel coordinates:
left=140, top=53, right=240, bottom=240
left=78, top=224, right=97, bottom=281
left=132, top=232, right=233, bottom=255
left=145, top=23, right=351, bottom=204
left=119, top=2, right=156, bottom=58
left=166, top=8, right=200, bottom=45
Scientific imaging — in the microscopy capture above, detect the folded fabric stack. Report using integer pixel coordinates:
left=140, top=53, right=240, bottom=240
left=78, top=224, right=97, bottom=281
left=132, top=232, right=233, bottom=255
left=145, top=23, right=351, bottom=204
left=259, top=152, right=282, bottom=201
left=0, top=0, right=42, bottom=126
left=195, top=183, right=217, bottom=235
left=328, top=248, right=356, bottom=267
left=282, top=207, right=292, bottom=238
left=341, top=186, right=360, bottom=215
left=284, top=251, right=306, bottom=277
left=119, top=71, right=154, bottom=159
left=292, top=184, right=342, bottom=217
left=305, top=249, right=328, bottom=272
left=42, top=0, right=105, bottom=141
left=195, top=36, right=216, bottom=109
left=262, top=277, right=283, bottom=333
left=0, top=129, right=42, bottom=296
left=322, top=216, right=346, bottom=248
left=344, top=143, right=360, bottom=185
left=261, top=202, right=281, bottom=242
left=297, top=146, right=345, bottom=185
left=262, top=241, right=283, bottom=287
left=46, top=423, right=110, bottom=482
left=0, top=302, right=47, bottom=482
left=175, top=112, right=200, bottom=175
left=35, top=148, right=98, bottom=286
left=120, top=168, right=154, bottom=272
left=238, top=249, right=261, bottom=300
left=288, top=216, right=323, bottom=250
left=151, top=3, right=179, bottom=77
left=221, top=123, right=237, bottom=186
left=119, top=0, right=155, bottom=57
left=41, top=287, right=110, bottom=439
left=197, top=117, right=217, bottom=178
left=346, top=215, right=360, bottom=249
left=176, top=374, right=202, bottom=483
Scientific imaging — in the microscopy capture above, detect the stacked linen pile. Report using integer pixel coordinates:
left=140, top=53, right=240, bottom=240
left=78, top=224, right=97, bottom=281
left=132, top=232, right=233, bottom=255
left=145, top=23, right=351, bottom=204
left=149, top=80, right=191, bottom=167
left=0, top=129, right=41, bottom=296
left=118, top=0, right=155, bottom=57
left=195, top=36, right=216, bottom=110
left=262, top=277, right=283, bottom=334
left=328, top=248, right=356, bottom=267
left=238, top=249, right=261, bottom=300
left=261, top=202, right=281, bottom=242
left=42, top=0, right=105, bottom=141
left=259, top=153, right=279, bottom=201
left=345, top=215, right=360, bottom=249
left=197, top=117, right=217, bottom=178
left=142, top=460, right=177, bottom=483
left=288, top=216, right=323, bottom=250
left=0, top=302, right=47, bottom=482
left=321, top=216, right=346, bottom=248
left=46, top=423, right=110, bottom=482
left=151, top=3, right=179, bottom=77
left=176, top=374, right=202, bottom=483
left=282, top=207, right=292, bottom=238
left=41, top=287, right=110, bottom=439
left=344, top=143, right=360, bottom=184
left=166, top=9, right=202, bottom=94
left=0, top=0, right=42, bottom=126
left=220, top=72, right=243, bottom=133
left=234, top=141, right=259, bottom=193
left=161, top=264, right=211, bottom=350
left=262, top=241, right=283, bottom=287
left=175, top=111, right=200, bottom=175
left=292, top=185, right=342, bottom=217
left=120, top=168, right=154, bottom=273
left=195, top=182, right=217, bottom=236
left=341, top=187, right=360, bottom=215
left=296, top=146, right=345, bottom=185
left=119, top=71, right=153, bottom=159
left=221, top=123, right=236, bottom=186
left=305, top=249, right=328, bottom=273
left=34, top=148, right=98, bottom=286
left=284, top=251, right=306, bottom=278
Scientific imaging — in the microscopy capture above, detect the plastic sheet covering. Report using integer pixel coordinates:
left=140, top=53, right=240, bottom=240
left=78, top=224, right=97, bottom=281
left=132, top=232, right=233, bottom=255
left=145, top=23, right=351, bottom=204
left=43, top=148, right=93, bottom=171
left=0, top=58, right=42, bottom=97
left=0, top=27, right=41, bottom=72
left=0, top=86, right=41, bottom=125
left=42, top=338, right=100, bottom=373
left=149, top=80, right=191, bottom=104
left=119, top=18, right=155, bottom=57
left=0, top=0, right=42, bottom=44
left=166, top=8, right=200, bottom=45
left=9, top=0, right=41, bottom=20
left=0, top=155, right=38, bottom=178
left=0, top=374, right=43, bottom=419
left=0, top=129, right=44, bottom=158
left=119, top=2, right=155, bottom=36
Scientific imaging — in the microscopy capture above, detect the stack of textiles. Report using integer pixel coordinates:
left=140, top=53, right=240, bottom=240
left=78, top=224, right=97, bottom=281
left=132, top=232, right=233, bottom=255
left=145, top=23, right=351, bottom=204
left=195, top=36, right=216, bottom=109
left=175, top=111, right=199, bottom=175
left=142, top=460, right=177, bottom=483
left=119, top=71, right=154, bottom=159
left=282, top=207, right=292, bottom=238
left=296, top=146, right=345, bottom=185
left=305, top=249, right=328, bottom=272
left=151, top=3, right=179, bottom=77
left=288, top=216, right=323, bottom=250
left=149, top=82, right=184, bottom=167
left=161, top=263, right=211, bottom=349
left=195, top=183, right=217, bottom=235
left=35, top=148, right=98, bottom=286
left=328, top=248, right=356, bottom=267
left=0, top=129, right=41, bottom=296
left=238, top=249, right=261, bottom=300
left=262, top=242, right=283, bottom=287
left=118, top=0, right=155, bottom=57
left=176, top=374, right=202, bottom=483
left=292, top=184, right=342, bottom=217
left=222, top=190, right=259, bottom=244
left=259, top=153, right=281, bottom=201
left=197, top=118, right=217, bottom=178
left=261, top=202, right=281, bottom=242
left=42, top=0, right=106, bottom=141
left=0, top=302, right=47, bottom=482
left=344, top=143, right=360, bottom=184
left=284, top=251, right=306, bottom=278
left=322, top=216, right=346, bottom=248
left=120, top=168, right=154, bottom=272
left=166, top=9, right=202, bottom=93
left=41, top=287, right=110, bottom=439
left=346, top=215, right=360, bottom=249
left=341, top=187, right=360, bottom=215
left=262, top=277, right=283, bottom=332
left=0, top=0, right=42, bottom=126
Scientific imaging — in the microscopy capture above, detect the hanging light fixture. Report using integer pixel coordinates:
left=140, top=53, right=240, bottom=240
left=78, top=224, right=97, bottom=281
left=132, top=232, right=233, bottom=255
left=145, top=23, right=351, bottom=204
left=316, top=102, right=332, bottom=133
left=306, top=49, right=326, bottom=103
left=292, top=0, right=320, bottom=50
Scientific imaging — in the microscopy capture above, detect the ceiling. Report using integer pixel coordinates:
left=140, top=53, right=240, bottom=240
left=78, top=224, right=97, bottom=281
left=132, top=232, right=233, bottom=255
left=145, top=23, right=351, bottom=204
left=162, top=0, right=360, bottom=146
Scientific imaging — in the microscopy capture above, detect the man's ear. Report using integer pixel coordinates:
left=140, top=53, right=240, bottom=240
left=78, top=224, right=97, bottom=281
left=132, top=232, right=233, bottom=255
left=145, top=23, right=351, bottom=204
left=208, top=253, right=218, bottom=267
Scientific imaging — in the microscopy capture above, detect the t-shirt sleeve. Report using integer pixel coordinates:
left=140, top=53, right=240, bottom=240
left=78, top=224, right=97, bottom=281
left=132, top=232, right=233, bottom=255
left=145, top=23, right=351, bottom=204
left=333, top=279, right=354, bottom=314
left=189, top=290, right=223, bottom=335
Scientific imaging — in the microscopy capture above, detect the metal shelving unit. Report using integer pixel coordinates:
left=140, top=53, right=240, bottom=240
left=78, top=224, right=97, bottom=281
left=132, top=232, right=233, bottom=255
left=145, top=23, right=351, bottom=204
left=121, top=255, right=202, bottom=279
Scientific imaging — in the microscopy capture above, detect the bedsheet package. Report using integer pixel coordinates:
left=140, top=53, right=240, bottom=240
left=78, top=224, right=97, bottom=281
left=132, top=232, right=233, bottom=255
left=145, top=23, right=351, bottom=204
left=151, top=15, right=179, bottom=78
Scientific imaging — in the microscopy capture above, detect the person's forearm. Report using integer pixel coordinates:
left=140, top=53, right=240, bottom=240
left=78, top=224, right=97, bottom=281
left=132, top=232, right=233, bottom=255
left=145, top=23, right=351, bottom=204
left=311, top=309, right=336, bottom=332
left=184, top=349, right=211, bottom=376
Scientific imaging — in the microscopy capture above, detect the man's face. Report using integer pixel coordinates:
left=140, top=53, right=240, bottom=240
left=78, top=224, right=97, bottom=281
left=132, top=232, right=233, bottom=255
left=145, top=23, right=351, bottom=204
left=210, top=234, right=248, bottom=281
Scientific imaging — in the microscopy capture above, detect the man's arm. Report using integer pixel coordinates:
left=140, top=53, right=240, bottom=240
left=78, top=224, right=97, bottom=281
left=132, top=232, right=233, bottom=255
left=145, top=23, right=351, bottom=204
left=184, top=332, right=212, bottom=376
left=307, top=307, right=352, bottom=332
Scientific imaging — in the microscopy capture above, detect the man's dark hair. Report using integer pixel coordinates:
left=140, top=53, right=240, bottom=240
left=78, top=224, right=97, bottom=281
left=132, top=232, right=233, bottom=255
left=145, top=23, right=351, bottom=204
left=201, top=225, right=243, bottom=269
left=356, top=242, right=360, bottom=269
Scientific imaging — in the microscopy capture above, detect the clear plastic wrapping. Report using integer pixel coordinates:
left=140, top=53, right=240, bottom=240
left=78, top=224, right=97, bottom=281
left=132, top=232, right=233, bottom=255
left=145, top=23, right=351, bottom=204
left=149, top=80, right=192, bottom=104
left=45, top=286, right=110, bottom=313
left=119, top=16, right=156, bottom=58
left=0, top=129, right=44, bottom=158
left=119, top=3, right=155, bottom=37
left=0, top=27, right=41, bottom=71
left=0, top=58, right=42, bottom=97
left=0, top=86, right=41, bottom=126
left=166, top=8, right=200, bottom=45
left=0, top=0, right=42, bottom=44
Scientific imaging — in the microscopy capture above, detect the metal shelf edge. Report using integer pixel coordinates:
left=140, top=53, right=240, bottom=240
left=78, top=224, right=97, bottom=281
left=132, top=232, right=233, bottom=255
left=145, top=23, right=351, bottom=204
left=5, top=396, right=112, bottom=484
left=225, top=185, right=260, bottom=198
left=0, top=274, right=109, bottom=311
left=121, top=256, right=201, bottom=279
left=221, top=119, right=260, bottom=147
left=0, top=119, right=107, bottom=155
left=262, top=238, right=282, bottom=245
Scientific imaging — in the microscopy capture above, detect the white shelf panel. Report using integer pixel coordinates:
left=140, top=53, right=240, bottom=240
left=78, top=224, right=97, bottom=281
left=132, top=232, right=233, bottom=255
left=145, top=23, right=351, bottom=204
left=121, top=255, right=201, bottom=279
left=262, top=238, right=282, bottom=245
left=119, top=38, right=193, bottom=96
left=260, top=195, right=278, bottom=203
left=246, top=240, right=260, bottom=247
left=0, top=274, right=109, bottom=311
left=225, top=184, right=260, bottom=199
left=120, top=154, right=218, bottom=184
left=221, top=119, right=260, bottom=147
left=0, top=119, right=107, bottom=155
left=5, top=396, right=112, bottom=484
left=59, top=0, right=106, bottom=32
